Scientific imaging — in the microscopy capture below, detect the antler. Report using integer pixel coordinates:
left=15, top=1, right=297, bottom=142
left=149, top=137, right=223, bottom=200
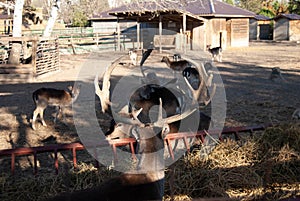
left=184, top=63, right=216, bottom=106
left=112, top=98, right=196, bottom=129
left=94, top=58, right=122, bottom=113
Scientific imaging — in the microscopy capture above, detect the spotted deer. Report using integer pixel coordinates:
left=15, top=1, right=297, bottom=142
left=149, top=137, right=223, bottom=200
left=32, top=85, right=81, bottom=130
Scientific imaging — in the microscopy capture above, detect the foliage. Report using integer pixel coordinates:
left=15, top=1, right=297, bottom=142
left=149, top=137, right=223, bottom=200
left=288, top=0, right=300, bottom=14
left=224, top=0, right=235, bottom=5
left=238, top=0, right=264, bottom=13
left=258, top=0, right=289, bottom=17
left=59, top=0, right=109, bottom=27
left=72, top=9, right=89, bottom=27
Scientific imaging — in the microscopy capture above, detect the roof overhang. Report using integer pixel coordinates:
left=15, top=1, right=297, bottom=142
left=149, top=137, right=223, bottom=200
left=108, top=9, right=207, bottom=23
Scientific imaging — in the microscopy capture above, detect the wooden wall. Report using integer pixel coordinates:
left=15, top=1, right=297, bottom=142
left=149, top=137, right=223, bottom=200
left=207, top=18, right=227, bottom=48
left=227, top=18, right=249, bottom=47
left=289, top=20, right=300, bottom=41
left=274, top=18, right=289, bottom=40
left=249, top=19, right=258, bottom=40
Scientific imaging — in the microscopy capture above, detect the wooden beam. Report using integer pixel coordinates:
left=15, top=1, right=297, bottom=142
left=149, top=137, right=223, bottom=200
left=137, top=18, right=140, bottom=49
left=159, top=15, right=162, bottom=53
left=117, top=17, right=121, bottom=51
left=183, top=13, right=187, bottom=53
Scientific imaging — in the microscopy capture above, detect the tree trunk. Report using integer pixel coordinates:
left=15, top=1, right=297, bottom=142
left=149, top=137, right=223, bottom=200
left=8, top=0, right=24, bottom=65
left=43, top=0, right=61, bottom=37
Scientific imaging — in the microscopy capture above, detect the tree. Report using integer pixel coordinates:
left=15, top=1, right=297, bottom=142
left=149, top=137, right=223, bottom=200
left=224, top=0, right=235, bottom=5
left=238, top=0, right=264, bottom=13
left=288, top=0, right=300, bottom=14
left=43, top=0, right=61, bottom=37
left=259, top=0, right=289, bottom=17
left=8, top=0, right=25, bottom=65
left=59, top=0, right=109, bottom=27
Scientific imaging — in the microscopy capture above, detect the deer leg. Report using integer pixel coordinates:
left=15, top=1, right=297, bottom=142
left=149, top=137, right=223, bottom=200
left=39, top=107, right=47, bottom=127
left=32, top=107, right=39, bottom=130
left=54, top=106, right=61, bottom=123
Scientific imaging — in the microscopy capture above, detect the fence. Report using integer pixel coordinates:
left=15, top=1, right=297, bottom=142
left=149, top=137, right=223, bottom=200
left=0, top=125, right=268, bottom=175
left=0, top=36, right=60, bottom=82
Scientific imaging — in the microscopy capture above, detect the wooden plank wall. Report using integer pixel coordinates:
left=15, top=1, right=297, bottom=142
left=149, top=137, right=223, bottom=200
left=289, top=20, right=300, bottom=41
left=230, top=18, right=249, bottom=47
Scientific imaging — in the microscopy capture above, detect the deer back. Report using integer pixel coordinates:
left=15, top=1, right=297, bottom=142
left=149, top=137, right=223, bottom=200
left=33, top=86, right=80, bottom=107
left=129, top=85, right=180, bottom=124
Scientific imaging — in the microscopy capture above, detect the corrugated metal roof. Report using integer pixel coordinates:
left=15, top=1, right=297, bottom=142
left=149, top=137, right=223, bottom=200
left=97, top=0, right=255, bottom=19
left=274, top=13, right=300, bottom=20
left=91, top=11, right=117, bottom=20
left=253, top=15, right=271, bottom=21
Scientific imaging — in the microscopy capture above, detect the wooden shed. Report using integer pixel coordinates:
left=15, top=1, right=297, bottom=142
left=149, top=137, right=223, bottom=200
left=274, top=14, right=300, bottom=41
left=91, top=0, right=255, bottom=51
left=249, top=15, right=272, bottom=40
left=90, top=11, right=136, bottom=33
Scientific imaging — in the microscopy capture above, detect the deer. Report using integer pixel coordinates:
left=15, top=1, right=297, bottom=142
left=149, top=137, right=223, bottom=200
left=45, top=99, right=195, bottom=201
left=46, top=55, right=215, bottom=200
left=161, top=56, right=192, bottom=72
left=292, top=108, right=300, bottom=120
left=95, top=56, right=215, bottom=142
left=207, top=45, right=222, bottom=62
left=269, top=67, right=286, bottom=82
left=129, top=50, right=137, bottom=66
left=31, top=84, right=81, bottom=130
left=173, top=53, right=182, bottom=62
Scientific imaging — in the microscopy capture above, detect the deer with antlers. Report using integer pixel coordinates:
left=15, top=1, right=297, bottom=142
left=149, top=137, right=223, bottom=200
left=95, top=55, right=216, bottom=136
left=46, top=54, right=215, bottom=200
left=46, top=98, right=195, bottom=201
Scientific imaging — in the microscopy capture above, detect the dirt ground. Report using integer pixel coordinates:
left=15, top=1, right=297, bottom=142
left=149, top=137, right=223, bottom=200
left=0, top=41, right=299, bottom=152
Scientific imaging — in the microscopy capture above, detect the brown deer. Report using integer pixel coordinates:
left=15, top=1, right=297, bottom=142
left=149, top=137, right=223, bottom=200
left=32, top=84, right=81, bottom=130
left=45, top=99, right=194, bottom=201
left=161, top=56, right=191, bottom=71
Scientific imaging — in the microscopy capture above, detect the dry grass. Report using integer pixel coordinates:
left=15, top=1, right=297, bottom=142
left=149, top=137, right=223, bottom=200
left=0, top=123, right=299, bottom=201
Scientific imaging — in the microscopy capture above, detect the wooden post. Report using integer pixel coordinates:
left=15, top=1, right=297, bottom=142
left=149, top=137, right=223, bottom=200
left=137, top=19, right=140, bottom=49
left=32, top=37, right=38, bottom=77
left=183, top=13, right=187, bottom=53
left=117, top=17, right=121, bottom=51
left=96, top=33, right=99, bottom=47
left=159, top=15, right=162, bottom=53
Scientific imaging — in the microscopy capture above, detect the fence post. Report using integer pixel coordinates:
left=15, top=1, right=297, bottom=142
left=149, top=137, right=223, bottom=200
left=96, top=33, right=99, bottom=47
left=32, top=37, right=38, bottom=77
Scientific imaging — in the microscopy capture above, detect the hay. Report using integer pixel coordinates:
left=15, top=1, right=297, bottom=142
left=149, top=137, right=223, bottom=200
left=0, top=123, right=299, bottom=201
left=164, top=123, right=300, bottom=201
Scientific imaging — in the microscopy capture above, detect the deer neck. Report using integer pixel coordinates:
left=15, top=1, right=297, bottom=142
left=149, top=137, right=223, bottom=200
left=165, top=57, right=171, bottom=67
left=70, top=91, right=79, bottom=104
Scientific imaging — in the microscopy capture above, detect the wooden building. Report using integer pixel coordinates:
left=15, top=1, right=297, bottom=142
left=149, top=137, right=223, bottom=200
left=273, top=14, right=300, bottom=41
left=91, top=0, right=255, bottom=51
left=249, top=15, right=272, bottom=40
left=90, top=11, right=136, bottom=33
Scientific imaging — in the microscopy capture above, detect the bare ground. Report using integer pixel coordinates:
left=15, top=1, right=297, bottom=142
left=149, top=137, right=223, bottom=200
left=0, top=41, right=299, bottom=151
